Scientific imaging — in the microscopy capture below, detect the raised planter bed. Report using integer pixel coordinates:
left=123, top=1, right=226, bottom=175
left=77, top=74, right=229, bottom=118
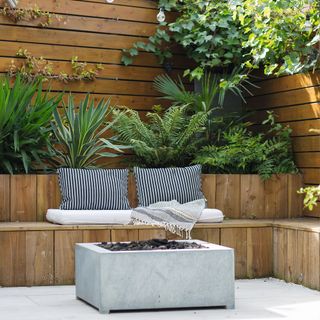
left=0, top=173, right=303, bottom=222
left=75, top=240, right=235, bottom=313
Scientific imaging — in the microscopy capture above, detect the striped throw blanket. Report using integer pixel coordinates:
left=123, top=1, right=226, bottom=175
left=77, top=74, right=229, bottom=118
left=131, top=199, right=206, bottom=239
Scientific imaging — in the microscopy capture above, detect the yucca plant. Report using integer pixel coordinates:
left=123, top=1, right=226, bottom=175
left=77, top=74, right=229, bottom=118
left=51, top=95, right=126, bottom=168
left=112, top=106, right=207, bottom=167
left=0, top=75, right=61, bottom=174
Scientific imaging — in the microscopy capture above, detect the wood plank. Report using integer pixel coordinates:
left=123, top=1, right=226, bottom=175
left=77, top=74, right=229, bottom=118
left=54, top=230, right=83, bottom=285
left=247, top=227, right=273, bottom=278
left=14, top=0, right=161, bottom=23
left=265, top=175, right=288, bottom=218
left=240, top=175, right=265, bottom=219
left=287, top=174, right=303, bottom=218
left=301, top=168, right=320, bottom=184
left=76, top=0, right=158, bottom=9
left=26, top=231, right=54, bottom=286
left=0, top=57, right=183, bottom=83
left=0, top=41, right=189, bottom=69
left=202, top=174, right=216, bottom=208
left=302, top=231, right=320, bottom=290
left=138, top=229, right=166, bottom=240
left=36, top=175, right=60, bottom=222
left=111, top=229, right=139, bottom=242
left=303, top=205, right=320, bottom=218
left=273, top=227, right=286, bottom=280
left=10, top=175, right=37, bottom=222
left=215, top=174, right=241, bottom=218
left=191, top=228, right=220, bottom=244
left=83, top=230, right=111, bottom=243
left=293, top=136, right=320, bottom=153
left=0, top=15, right=157, bottom=37
left=128, top=174, right=138, bottom=208
left=0, top=231, right=26, bottom=286
left=285, top=228, right=298, bottom=283
left=249, top=72, right=320, bottom=96
left=220, top=228, right=247, bottom=278
left=0, top=175, right=10, bottom=222
left=295, top=152, right=320, bottom=167
left=247, top=86, right=320, bottom=110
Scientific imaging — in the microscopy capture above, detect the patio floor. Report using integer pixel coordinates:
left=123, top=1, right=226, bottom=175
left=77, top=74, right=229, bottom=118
left=0, top=278, right=319, bottom=320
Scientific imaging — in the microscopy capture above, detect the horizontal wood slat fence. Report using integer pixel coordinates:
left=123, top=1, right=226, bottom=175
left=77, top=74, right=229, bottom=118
left=0, top=174, right=303, bottom=223
left=247, top=71, right=320, bottom=217
left=0, top=0, right=189, bottom=111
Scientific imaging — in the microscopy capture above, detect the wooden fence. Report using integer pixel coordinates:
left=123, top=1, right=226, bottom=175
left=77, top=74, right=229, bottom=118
left=0, top=174, right=303, bottom=222
left=247, top=71, right=320, bottom=216
left=0, top=0, right=187, bottom=111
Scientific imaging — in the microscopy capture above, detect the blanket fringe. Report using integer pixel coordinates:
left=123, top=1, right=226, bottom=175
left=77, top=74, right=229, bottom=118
left=131, top=217, right=192, bottom=240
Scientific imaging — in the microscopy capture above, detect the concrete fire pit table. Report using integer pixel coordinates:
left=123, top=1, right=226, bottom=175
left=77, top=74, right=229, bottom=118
left=75, top=240, right=235, bottom=313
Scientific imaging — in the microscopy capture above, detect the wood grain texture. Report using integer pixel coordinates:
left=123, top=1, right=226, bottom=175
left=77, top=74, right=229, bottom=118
left=138, top=229, right=167, bottom=240
left=111, top=229, right=139, bottom=242
left=0, top=175, right=10, bottom=222
left=215, top=174, right=240, bottom=218
left=26, top=231, right=54, bottom=286
left=54, top=230, right=83, bottom=285
left=220, top=228, right=247, bottom=278
left=241, top=175, right=265, bottom=218
left=287, top=174, right=303, bottom=218
left=37, top=175, right=61, bottom=222
left=0, top=231, right=26, bottom=286
left=10, top=175, right=37, bottom=222
left=83, top=230, right=111, bottom=243
left=202, top=174, right=216, bottom=208
left=191, top=228, right=220, bottom=244
left=247, top=227, right=273, bottom=278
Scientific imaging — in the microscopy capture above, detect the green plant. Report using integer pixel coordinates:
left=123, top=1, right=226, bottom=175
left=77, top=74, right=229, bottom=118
left=50, top=95, right=125, bottom=168
left=153, top=71, right=255, bottom=140
left=8, top=50, right=104, bottom=82
left=298, top=185, right=320, bottom=211
left=194, top=112, right=298, bottom=179
left=0, top=75, right=61, bottom=173
left=112, top=106, right=207, bottom=167
left=0, top=4, right=59, bottom=27
left=122, top=0, right=320, bottom=80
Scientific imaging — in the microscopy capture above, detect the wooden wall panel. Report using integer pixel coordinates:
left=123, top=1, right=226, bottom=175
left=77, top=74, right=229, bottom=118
left=26, top=231, right=54, bottom=286
left=54, top=230, right=83, bottom=285
left=247, top=71, right=320, bottom=217
left=0, top=175, right=10, bottom=222
left=0, top=231, right=26, bottom=286
left=36, top=175, right=60, bottom=222
left=10, top=175, right=37, bottom=222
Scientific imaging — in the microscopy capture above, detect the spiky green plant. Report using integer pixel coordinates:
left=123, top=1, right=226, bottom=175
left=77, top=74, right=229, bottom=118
left=112, top=106, right=207, bottom=167
left=0, top=75, right=61, bottom=173
left=51, top=95, right=126, bottom=168
left=153, top=71, right=255, bottom=140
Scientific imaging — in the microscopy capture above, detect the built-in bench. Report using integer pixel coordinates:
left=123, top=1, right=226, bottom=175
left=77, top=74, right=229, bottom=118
left=1, top=218, right=319, bottom=291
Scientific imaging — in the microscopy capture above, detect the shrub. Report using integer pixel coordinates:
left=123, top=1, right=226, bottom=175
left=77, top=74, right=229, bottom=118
left=50, top=95, right=126, bottom=168
left=194, top=112, right=298, bottom=179
left=0, top=75, right=61, bottom=173
left=112, top=106, right=207, bottom=167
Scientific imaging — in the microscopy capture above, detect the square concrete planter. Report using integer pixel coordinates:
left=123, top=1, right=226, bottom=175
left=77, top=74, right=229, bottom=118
left=75, top=240, right=235, bottom=313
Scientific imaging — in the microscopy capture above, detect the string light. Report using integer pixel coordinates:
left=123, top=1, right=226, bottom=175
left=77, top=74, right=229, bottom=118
left=157, top=7, right=166, bottom=23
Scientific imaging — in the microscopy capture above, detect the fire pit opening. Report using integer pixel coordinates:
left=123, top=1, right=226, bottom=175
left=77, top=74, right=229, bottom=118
left=97, top=239, right=208, bottom=251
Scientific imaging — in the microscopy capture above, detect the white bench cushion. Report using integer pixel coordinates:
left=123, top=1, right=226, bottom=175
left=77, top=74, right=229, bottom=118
left=46, top=208, right=224, bottom=225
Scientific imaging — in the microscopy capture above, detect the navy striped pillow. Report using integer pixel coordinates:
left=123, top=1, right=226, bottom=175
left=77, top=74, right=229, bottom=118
left=134, top=165, right=204, bottom=206
left=57, top=168, right=130, bottom=210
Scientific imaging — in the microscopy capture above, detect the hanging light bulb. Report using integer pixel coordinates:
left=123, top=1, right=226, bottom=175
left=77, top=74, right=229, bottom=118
left=157, top=8, right=166, bottom=23
left=304, top=15, right=312, bottom=32
left=106, top=0, right=114, bottom=3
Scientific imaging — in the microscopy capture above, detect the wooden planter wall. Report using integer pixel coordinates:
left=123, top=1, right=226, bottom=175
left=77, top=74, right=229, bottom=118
left=0, top=174, right=303, bottom=222
left=247, top=71, right=320, bottom=217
